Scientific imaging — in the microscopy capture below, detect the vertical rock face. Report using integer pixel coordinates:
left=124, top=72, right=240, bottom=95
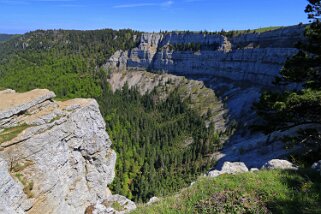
left=105, top=25, right=305, bottom=86
left=0, top=89, right=134, bottom=214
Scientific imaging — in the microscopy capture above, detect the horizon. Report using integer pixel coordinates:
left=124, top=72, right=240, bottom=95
left=0, top=0, right=308, bottom=34
left=0, top=24, right=307, bottom=35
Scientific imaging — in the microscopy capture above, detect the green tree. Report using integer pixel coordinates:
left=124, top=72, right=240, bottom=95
left=255, top=0, right=321, bottom=162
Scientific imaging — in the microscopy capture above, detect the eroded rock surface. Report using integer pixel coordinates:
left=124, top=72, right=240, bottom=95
left=0, top=89, right=134, bottom=214
left=105, top=25, right=305, bottom=86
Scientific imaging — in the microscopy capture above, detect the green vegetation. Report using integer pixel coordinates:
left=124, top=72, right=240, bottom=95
left=101, top=85, right=221, bottom=202
left=15, top=173, right=34, bottom=198
left=0, top=124, right=30, bottom=144
left=164, top=42, right=220, bottom=52
left=111, top=202, right=124, bottom=212
left=160, top=26, right=283, bottom=37
left=0, top=29, right=140, bottom=98
left=10, top=161, right=34, bottom=173
left=255, top=0, right=321, bottom=164
left=0, top=34, right=19, bottom=43
left=223, top=26, right=283, bottom=37
left=49, top=115, right=63, bottom=123
left=132, top=169, right=321, bottom=214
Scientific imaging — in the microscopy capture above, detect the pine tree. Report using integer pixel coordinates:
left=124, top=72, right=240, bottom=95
left=255, top=0, right=321, bottom=162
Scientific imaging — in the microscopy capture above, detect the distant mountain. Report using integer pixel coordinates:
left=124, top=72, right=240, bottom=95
left=0, top=34, right=19, bottom=42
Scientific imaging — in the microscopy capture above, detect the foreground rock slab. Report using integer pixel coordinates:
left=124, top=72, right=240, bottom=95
left=0, top=89, right=134, bottom=214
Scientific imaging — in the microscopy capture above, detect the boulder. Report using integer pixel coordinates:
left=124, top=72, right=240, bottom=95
left=208, top=162, right=248, bottom=177
left=261, top=159, right=298, bottom=170
left=250, top=168, right=259, bottom=172
left=221, top=162, right=249, bottom=174
left=208, top=170, right=224, bottom=178
left=147, top=197, right=160, bottom=205
left=311, top=160, right=321, bottom=173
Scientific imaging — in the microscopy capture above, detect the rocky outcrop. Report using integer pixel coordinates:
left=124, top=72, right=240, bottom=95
left=0, top=89, right=134, bottom=214
left=208, top=159, right=298, bottom=178
left=261, top=159, right=298, bottom=170
left=105, top=25, right=305, bottom=86
left=208, top=162, right=249, bottom=177
left=90, top=195, right=136, bottom=214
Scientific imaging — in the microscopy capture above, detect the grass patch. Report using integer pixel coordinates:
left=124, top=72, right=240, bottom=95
left=49, top=115, right=63, bottom=123
left=112, top=202, right=124, bottom=212
left=0, top=124, right=30, bottom=144
left=102, top=200, right=124, bottom=212
left=10, top=160, right=33, bottom=173
left=132, top=169, right=321, bottom=214
left=15, top=173, right=34, bottom=198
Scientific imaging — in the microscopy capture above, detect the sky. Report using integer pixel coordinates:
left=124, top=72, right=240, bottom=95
left=0, top=0, right=309, bottom=34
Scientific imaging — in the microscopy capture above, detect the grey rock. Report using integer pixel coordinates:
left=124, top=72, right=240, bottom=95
left=208, top=161, right=248, bottom=177
left=0, top=89, right=134, bottom=214
left=208, top=170, right=223, bottom=178
left=0, top=89, right=56, bottom=120
left=147, top=197, right=160, bottom=205
left=92, top=195, right=136, bottom=214
left=261, top=159, right=298, bottom=170
left=105, top=25, right=305, bottom=86
left=0, top=158, right=32, bottom=214
left=311, top=160, right=321, bottom=172
left=221, top=161, right=249, bottom=174
left=250, top=168, right=259, bottom=172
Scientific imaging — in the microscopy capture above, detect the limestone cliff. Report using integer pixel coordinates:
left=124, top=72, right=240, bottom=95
left=0, top=89, right=135, bottom=214
left=105, top=25, right=305, bottom=86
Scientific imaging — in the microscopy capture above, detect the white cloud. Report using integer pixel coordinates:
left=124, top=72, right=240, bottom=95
left=161, top=1, right=173, bottom=7
left=113, top=1, right=174, bottom=9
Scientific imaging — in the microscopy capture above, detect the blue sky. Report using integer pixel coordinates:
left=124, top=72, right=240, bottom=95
left=0, top=0, right=308, bottom=34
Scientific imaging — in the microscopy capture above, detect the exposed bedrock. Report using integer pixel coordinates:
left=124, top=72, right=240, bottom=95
left=0, top=89, right=135, bottom=214
left=105, top=25, right=305, bottom=86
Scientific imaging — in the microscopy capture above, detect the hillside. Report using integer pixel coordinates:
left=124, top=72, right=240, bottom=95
left=0, top=34, right=18, bottom=43
left=132, top=169, right=321, bottom=214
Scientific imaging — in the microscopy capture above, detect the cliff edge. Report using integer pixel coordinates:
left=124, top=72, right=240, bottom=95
left=0, top=89, right=135, bottom=214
